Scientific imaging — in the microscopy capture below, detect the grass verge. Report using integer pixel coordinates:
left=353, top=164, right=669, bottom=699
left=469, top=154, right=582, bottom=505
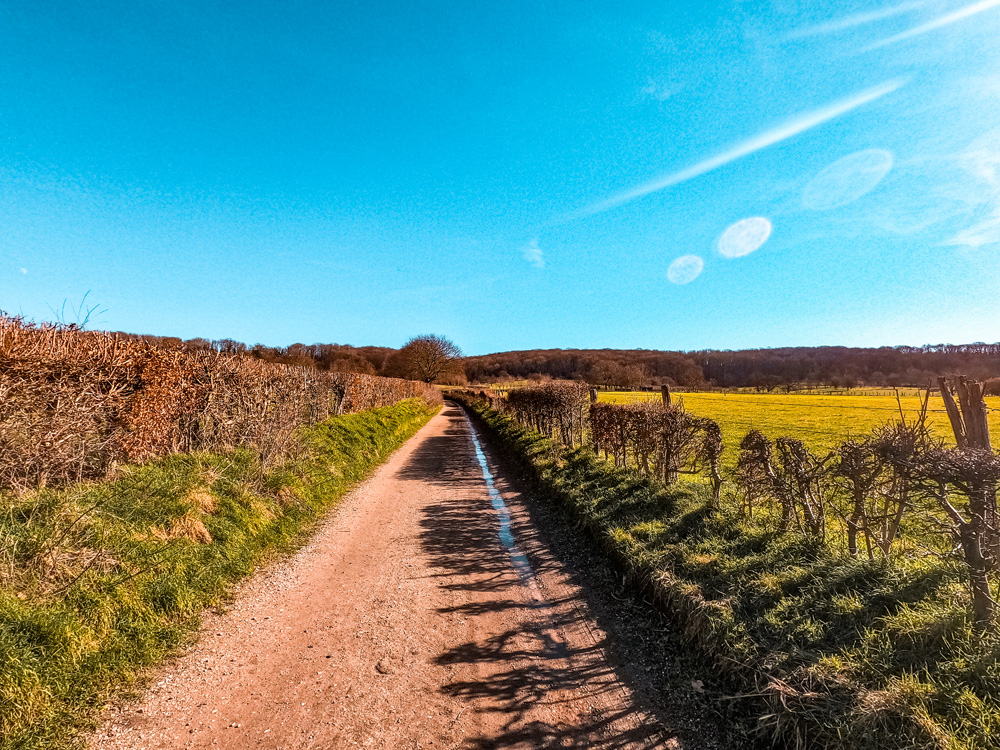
left=456, top=397, right=1000, bottom=750
left=0, top=398, right=437, bottom=749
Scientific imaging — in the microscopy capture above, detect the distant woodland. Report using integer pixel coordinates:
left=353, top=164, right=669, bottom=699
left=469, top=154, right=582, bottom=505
left=465, top=345, right=1000, bottom=390
left=117, top=334, right=399, bottom=377
left=118, top=333, right=1000, bottom=391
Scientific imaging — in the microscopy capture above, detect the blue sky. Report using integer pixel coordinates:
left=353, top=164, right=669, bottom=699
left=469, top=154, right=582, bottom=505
left=2, top=0, right=1000, bottom=355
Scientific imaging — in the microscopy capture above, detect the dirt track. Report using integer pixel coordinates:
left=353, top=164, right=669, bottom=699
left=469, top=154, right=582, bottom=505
left=92, top=402, right=675, bottom=749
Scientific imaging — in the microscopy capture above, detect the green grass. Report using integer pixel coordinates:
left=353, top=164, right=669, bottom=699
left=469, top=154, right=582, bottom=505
left=0, top=398, right=437, bottom=749
left=459, top=397, right=1000, bottom=750
left=600, top=391, right=1000, bottom=471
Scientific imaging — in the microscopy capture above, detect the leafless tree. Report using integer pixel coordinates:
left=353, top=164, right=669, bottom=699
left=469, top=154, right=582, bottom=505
left=392, top=334, right=463, bottom=383
left=735, top=430, right=777, bottom=522
left=696, top=418, right=724, bottom=508
left=655, top=407, right=702, bottom=485
left=736, top=431, right=832, bottom=536
left=914, top=447, right=1000, bottom=628
left=833, top=439, right=887, bottom=558
left=864, top=416, right=933, bottom=557
left=773, top=438, right=831, bottom=538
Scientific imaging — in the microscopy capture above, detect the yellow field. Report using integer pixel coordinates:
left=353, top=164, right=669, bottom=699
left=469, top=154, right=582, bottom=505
left=599, top=391, right=1000, bottom=465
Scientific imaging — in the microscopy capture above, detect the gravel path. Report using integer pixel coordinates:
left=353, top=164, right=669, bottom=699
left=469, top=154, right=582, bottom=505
left=90, top=402, right=676, bottom=749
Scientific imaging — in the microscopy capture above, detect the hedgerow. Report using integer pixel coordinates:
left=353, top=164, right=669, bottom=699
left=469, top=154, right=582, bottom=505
left=0, top=315, right=441, bottom=490
left=454, top=391, right=1000, bottom=750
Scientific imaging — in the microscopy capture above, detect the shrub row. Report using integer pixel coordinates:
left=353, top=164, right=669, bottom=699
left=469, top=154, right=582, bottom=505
left=589, top=400, right=724, bottom=500
left=456, top=383, right=1000, bottom=629
left=0, top=316, right=441, bottom=490
left=504, top=381, right=589, bottom=447
left=453, top=394, right=1000, bottom=750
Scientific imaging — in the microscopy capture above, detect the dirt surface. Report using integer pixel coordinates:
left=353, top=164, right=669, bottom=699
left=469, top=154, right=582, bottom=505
left=91, top=403, right=683, bottom=749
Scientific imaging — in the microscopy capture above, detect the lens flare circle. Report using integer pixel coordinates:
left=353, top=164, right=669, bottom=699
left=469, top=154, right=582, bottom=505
left=667, top=254, right=704, bottom=285
left=802, top=149, right=894, bottom=210
left=717, top=217, right=772, bottom=258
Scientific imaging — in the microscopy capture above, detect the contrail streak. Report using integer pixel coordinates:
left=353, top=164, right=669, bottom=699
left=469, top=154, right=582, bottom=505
left=866, top=0, right=1000, bottom=48
left=565, top=79, right=905, bottom=220
left=786, top=1, right=924, bottom=39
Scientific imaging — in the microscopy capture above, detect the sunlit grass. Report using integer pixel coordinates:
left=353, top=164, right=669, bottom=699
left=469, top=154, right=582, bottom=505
left=0, top=399, right=437, bottom=750
left=462, top=398, right=1000, bottom=750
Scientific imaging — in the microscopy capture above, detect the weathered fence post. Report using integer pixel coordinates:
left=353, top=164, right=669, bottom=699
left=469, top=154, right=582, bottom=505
left=939, top=377, right=968, bottom=448
left=938, top=376, right=998, bottom=629
left=661, top=384, right=672, bottom=406
left=938, top=376, right=992, bottom=450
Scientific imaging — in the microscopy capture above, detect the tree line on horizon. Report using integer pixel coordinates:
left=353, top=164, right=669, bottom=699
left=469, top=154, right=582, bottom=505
left=113, top=330, right=1000, bottom=391
left=466, top=344, right=1000, bottom=391
left=112, top=332, right=468, bottom=384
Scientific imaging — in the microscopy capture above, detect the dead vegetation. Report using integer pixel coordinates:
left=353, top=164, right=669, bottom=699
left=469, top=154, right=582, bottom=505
left=0, top=315, right=441, bottom=491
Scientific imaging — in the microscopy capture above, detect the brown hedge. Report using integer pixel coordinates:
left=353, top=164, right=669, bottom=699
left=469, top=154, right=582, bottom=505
left=0, top=316, right=441, bottom=489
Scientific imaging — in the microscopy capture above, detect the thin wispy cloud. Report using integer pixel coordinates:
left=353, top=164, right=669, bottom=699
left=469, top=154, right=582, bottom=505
left=945, top=135, right=1000, bottom=247
left=641, top=77, right=678, bottom=102
left=565, top=79, right=906, bottom=220
left=520, top=239, right=545, bottom=268
left=944, top=212, right=1000, bottom=247
left=866, top=0, right=1000, bottom=49
left=786, top=1, right=925, bottom=39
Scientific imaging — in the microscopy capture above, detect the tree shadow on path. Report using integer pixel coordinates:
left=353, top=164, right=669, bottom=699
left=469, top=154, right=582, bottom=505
left=403, top=405, right=674, bottom=749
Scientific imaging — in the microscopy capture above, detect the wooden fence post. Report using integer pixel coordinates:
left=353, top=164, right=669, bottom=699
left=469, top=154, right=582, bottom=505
left=938, top=377, right=968, bottom=449
left=939, top=376, right=992, bottom=450
left=938, top=376, right=997, bottom=629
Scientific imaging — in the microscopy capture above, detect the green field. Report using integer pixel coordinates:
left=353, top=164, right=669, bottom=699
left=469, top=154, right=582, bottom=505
left=599, top=390, right=1000, bottom=467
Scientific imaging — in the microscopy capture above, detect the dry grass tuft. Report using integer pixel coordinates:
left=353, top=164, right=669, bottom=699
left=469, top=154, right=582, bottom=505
left=184, top=488, right=216, bottom=514
left=164, top=514, right=213, bottom=544
left=855, top=678, right=951, bottom=750
left=275, top=486, right=302, bottom=509
left=148, top=514, right=213, bottom=544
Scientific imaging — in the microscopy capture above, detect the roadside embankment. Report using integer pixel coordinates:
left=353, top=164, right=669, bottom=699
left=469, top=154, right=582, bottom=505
left=0, top=399, right=438, bottom=750
left=453, top=395, right=1000, bottom=750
